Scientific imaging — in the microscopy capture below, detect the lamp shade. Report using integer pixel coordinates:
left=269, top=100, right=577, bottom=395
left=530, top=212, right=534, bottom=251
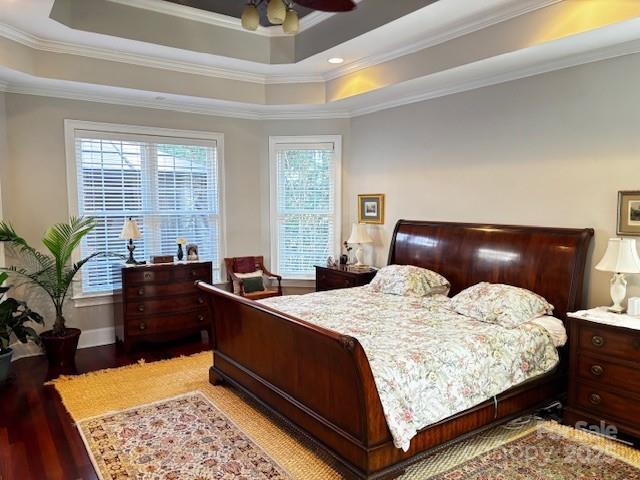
left=282, top=8, right=299, bottom=34
left=347, top=223, right=372, bottom=244
left=595, top=238, right=640, bottom=274
left=267, top=0, right=286, bottom=24
left=241, top=3, right=259, bottom=31
left=120, top=218, right=142, bottom=241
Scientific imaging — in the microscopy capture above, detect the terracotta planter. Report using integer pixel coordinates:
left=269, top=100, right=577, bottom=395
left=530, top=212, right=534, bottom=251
left=41, top=328, right=81, bottom=368
left=0, top=348, right=13, bottom=383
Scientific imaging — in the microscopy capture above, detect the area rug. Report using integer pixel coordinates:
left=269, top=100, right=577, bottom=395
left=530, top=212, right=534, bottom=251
left=51, top=352, right=640, bottom=479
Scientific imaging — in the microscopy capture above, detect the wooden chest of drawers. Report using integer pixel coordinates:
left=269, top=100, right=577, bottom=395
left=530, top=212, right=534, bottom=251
left=114, top=262, right=213, bottom=352
left=315, top=265, right=377, bottom=292
left=564, top=314, right=640, bottom=438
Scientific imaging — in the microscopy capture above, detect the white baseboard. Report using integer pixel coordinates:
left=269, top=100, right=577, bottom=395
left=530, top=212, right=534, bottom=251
left=10, top=326, right=116, bottom=362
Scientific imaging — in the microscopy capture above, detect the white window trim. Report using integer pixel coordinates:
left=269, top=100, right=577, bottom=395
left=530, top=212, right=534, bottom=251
left=64, top=119, right=227, bottom=306
left=269, top=135, right=342, bottom=281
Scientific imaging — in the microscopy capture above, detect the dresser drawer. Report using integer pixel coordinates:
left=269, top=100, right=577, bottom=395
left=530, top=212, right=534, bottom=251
left=125, top=269, right=172, bottom=285
left=173, top=264, right=211, bottom=282
left=578, top=325, right=640, bottom=359
left=126, top=294, right=207, bottom=316
left=575, top=381, right=640, bottom=425
left=128, top=310, right=210, bottom=335
left=577, top=354, right=640, bottom=394
left=125, top=282, right=199, bottom=300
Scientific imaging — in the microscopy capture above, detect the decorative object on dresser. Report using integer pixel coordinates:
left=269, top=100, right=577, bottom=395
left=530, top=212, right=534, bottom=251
left=594, top=237, right=640, bottom=313
left=357, top=194, right=385, bottom=224
left=565, top=308, right=640, bottom=439
left=617, top=190, right=640, bottom=235
left=315, top=264, right=377, bottom=292
left=114, top=261, right=213, bottom=352
left=176, top=238, right=187, bottom=261
left=120, top=217, right=143, bottom=265
left=150, top=255, right=173, bottom=264
left=224, top=256, right=282, bottom=300
left=347, top=223, right=373, bottom=267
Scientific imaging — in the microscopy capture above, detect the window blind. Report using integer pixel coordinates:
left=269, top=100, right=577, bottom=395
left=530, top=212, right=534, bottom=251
left=273, top=142, right=338, bottom=279
left=74, top=131, right=221, bottom=294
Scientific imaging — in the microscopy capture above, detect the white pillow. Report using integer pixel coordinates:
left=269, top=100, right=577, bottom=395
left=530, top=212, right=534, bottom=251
left=451, top=282, right=554, bottom=328
left=369, top=265, right=450, bottom=297
left=232, top=270, right=263, bottom=294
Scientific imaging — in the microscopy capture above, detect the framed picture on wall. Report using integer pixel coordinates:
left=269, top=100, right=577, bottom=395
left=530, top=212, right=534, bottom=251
left=617, top=191, right=640, bottom=235
left=358, top=194, right=385, bottom=224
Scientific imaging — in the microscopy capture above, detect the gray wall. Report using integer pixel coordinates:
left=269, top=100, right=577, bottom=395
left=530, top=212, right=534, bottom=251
left=344, top=53, right=640, bottom=309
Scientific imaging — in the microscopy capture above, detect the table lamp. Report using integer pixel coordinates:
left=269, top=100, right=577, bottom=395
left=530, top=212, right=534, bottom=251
left=347, top=223, right=372, bottom=268
left=595, top=237, right=640, bottom=313
left=120, top=217, right=142, bottom=265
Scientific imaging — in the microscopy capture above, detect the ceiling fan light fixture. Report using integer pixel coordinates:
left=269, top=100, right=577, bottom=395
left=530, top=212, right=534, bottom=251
left=267, top=0, right=286, bottom=25
left=241, top=3, right=260, bottom=31
left=282, top=8, right=299, bottom=34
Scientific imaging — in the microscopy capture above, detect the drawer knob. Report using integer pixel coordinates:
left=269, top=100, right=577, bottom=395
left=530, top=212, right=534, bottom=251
left=137, top=304, right=145, bottom=312
left=591, top=335, right=605, bottom=347
left=139, top=321, right=146, bottom=331
left=197, top=297, right=205, bottom=305
left=197, top=314, right=205, bottom=322
left=590, top=364, right=604, bottom=376
left=137, top=287, right=145, bottom=296
left=191, top=270, right=198, bottom=278
left=143, top=272, right=153, bottom=281
left=589, top=393, right=602, bottom=405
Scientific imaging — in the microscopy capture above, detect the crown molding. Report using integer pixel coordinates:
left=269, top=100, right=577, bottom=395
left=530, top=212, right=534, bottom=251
left=3, top=35, right=638, bottom=121
left=0, top=22, right=325, bottom=84
left=323, top=0, right=562, bottom=80
left=106, top=0, right=334, bottom=37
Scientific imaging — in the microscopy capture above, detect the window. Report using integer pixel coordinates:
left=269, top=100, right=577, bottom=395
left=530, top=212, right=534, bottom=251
left=65, top=121, right=224, bottom=296
left=269, top=136, right=341, bottom=279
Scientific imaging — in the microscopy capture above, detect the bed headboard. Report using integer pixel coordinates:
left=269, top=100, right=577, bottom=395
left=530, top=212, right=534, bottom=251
left=388, top=220, right=594, bottom=321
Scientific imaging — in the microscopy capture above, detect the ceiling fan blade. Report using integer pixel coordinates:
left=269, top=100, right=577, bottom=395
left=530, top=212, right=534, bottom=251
left=293, top=0, right=356, bottom=12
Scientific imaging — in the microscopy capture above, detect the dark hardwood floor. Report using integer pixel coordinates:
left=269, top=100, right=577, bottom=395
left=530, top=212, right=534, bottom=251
left=0, top=334, right=211, bottom=480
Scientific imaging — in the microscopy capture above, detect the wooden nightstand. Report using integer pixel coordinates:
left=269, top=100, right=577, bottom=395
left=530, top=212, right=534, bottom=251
left=315, top=265, right=377, bottom=292
left=564, top=308, right=640, bottom=438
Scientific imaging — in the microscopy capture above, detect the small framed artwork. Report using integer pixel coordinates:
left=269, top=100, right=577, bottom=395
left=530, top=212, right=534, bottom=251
left=617, top=191, right=640, bottom=235
left=358, top=194, right=385, bottom=224
left=186, top=243, right=199, bottom=261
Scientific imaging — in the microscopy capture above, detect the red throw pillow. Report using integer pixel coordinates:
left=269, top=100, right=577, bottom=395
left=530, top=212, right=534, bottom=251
left=234, top=257, right=256, bottom=274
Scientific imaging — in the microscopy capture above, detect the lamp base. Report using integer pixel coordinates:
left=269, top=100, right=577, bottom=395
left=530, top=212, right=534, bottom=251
left=126, top=240, right=139, bottom=265
left=608, top=272, right=627, bottom=314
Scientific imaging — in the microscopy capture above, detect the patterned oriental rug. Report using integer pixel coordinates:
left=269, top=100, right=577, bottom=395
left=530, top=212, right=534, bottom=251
left=51, top=352, right=640, bottom=480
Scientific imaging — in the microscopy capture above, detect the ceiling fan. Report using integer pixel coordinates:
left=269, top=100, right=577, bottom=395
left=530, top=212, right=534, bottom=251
left=241, top=0, right=356, bottom=34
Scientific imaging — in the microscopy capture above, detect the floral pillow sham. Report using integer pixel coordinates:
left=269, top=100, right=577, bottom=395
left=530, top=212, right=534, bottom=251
left=451, top=282, right=554, bottom=328
left=369, top=264, right=450, bottom=297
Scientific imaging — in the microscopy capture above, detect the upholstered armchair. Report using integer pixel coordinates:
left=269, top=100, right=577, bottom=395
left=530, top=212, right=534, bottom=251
left=224, top=256, right=282, bottom=300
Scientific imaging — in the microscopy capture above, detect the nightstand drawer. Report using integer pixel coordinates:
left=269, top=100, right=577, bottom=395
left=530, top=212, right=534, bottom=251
left=317, top=271, right=355, bottom=291
left=578, top=325, right=640, bottom=359
left=577, top=354, right=640, bottom=394
left=575, top=382, right=640, bottom=425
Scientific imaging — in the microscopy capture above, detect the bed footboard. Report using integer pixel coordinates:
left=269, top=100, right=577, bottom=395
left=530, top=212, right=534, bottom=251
left=196, top=282, right=391, bottom=476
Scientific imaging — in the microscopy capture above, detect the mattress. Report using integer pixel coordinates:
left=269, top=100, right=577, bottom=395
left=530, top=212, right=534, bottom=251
left=260, top=286, right=560, bottom=451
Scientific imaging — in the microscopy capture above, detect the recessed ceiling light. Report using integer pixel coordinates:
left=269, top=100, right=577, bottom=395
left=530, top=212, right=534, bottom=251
left=328, top=57, right=344, bottom=64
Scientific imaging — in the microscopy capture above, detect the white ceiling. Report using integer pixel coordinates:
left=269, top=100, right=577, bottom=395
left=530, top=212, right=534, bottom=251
left=0, top=0, right=557, bottom=80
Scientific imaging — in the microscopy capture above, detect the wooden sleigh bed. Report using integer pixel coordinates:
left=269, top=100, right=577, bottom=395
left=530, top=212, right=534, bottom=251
left=197, top=220, right=593, bottom=479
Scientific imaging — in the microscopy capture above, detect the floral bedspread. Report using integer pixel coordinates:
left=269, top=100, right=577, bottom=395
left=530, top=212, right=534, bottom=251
left=260, top=287, right=559, bottom=451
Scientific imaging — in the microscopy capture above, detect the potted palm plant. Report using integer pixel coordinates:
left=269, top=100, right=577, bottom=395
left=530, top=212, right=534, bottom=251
left=0, top=217, right=102, bottom=367
left=0, top=272, right=44, bottom=382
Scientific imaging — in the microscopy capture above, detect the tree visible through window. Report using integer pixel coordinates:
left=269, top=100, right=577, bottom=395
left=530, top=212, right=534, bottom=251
left=271, top=137, right=341, bottom=279
left=72, top=129, right=222, bottom=294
